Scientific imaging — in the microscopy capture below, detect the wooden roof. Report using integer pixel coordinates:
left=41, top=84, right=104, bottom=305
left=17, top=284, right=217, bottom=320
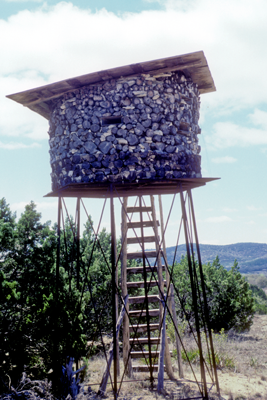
left=6, top=50, right=216, bottom=120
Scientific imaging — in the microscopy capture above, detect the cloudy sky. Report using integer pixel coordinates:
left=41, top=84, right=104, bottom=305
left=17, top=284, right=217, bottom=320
left=1, top=0, right=267, bottom=248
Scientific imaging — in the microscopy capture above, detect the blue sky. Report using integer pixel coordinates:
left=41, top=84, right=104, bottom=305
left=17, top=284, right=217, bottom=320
left=1, top=0, right=267, bottom=247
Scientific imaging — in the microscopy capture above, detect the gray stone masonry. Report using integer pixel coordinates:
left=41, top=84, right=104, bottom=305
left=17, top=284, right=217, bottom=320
left=48, top=71, right=202, bottom=190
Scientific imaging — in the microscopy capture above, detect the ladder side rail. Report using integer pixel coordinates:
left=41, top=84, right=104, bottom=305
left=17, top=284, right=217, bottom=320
left=150, top=195, right=175, bottom=380
left=121, top=197, right=133, bottom=377
left=139, top=196, right=154, bottom=386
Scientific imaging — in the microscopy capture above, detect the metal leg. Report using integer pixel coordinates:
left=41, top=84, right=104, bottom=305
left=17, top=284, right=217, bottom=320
left=76, top=197, right=80, bottom=289
left=53, top=196, right=62, bottom=393
left=180, top=188, right=208, bottom=399
left=110, top=185, right=118, bottom=399
left=188, top=189, right=220, bottom=396
left=52, top=185, right=219, bottom=399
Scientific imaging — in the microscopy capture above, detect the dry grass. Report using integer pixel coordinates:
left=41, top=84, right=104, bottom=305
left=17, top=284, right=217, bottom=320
left=81, top=315, right=267, bottom=400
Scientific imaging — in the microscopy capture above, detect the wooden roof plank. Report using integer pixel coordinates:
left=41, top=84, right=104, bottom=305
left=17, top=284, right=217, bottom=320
left=7, top=51, right=216, bottom=120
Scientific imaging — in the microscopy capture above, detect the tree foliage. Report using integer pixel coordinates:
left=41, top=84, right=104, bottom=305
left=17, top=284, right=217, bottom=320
left=249, top=284, right=267, bottom=314
left=171, top=255, right=255, bottom=332
left=0, top=198, right=113, bottom=391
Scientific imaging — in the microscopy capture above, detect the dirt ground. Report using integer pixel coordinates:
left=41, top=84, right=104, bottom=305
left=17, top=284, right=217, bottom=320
left=215, top=314, right=267, bottom=399
left=83, top=315, right=267, bottom=400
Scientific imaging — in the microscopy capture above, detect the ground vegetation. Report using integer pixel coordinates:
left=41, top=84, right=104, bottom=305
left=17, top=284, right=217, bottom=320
left=0, top=198, right=262, bottom=397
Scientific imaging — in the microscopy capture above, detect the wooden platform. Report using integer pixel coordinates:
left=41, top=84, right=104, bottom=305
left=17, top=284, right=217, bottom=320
left=44, top=177, right=218, bottom=199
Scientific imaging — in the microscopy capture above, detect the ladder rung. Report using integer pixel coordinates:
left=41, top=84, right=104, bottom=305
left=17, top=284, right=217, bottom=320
left=132, top=365, right=166, bottom=372
left=130, top=351, right=173, bottom=359
left=130, top=351, right=160, bottom=359
left=127, top=207, right=152, bottom=213
left=126, top=266, right=166, bottom=275
left=127, top=236, right=156, bottom=245
left=129, top=309, right=160, bottom=317
left=128, top=295, right=159, bottom=304
left=127, top=250, right=163, bottom=260
left=127, top=221, right=159, bottom=229
left=129, top=337, right=161, bottom=345
left=129, top=323, right=160, bottom=333
left=129, top=337, right=170, bottom=345
left=127, top=280, right=166, bottom=289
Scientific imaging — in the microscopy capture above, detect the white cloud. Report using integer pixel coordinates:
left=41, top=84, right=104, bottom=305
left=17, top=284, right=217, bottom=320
left=0, top=141, right=41, bottom=149
left=249, top=109, right=267, bottom=129
left=1, top=75, right=50, bottom=140
left=222, top=207, right=238, bottom=213
left=0, top=0, right=267, bottom=95
left=206, top=122, right=267, bottom=149
left=205, top=216, right=233, bottom=223
left=211, top=156, right=237, bottom=164
left=246, top=205, right=262, bottom=211
left=1, top=0, right=267, bottom=143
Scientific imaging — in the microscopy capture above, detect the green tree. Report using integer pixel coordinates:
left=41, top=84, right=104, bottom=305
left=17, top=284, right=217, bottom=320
left=171, top=255, right=255, bottom=332
left=0, top=198, right=115, bottom=391
left=249, top=284, right=267, bottom=314
left=0, top=201, right=58, bottom=385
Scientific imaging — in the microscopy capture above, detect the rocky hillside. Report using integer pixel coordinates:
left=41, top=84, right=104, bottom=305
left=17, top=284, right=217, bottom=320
left=165, top=242, right=267, bottom=274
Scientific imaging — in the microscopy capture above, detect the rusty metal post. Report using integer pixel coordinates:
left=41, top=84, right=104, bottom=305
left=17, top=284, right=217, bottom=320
left=53, top=195, right=62, bottom=392
left=110, top=185, right=118, bottom=399
left=113, top=198, right=120, bottom=377
left=188, top=189, right=220, bottom=396
left=180, top=188, right=208, bottom=399
left=56, top=196, right=61, bottom=301
left=76, top=197, right=81, bottom=289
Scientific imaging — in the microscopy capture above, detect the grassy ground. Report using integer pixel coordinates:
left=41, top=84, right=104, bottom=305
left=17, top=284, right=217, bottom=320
left=81, top=314, right=267, bottom=400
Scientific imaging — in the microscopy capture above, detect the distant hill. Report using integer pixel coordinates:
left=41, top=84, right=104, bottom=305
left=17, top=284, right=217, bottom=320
left=165, top=242, right=267, bottom=274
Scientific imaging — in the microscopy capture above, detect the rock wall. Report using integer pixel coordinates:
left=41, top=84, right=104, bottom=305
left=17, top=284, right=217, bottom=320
left=48, top=71, right=202, bottom=190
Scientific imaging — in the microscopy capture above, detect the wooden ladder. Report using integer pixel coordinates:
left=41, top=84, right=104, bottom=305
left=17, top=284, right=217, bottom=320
left=121, top=195, right=174, bottom=379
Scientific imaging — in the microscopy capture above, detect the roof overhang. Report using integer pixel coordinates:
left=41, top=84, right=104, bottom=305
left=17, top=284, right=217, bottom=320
left=7, top=50, right=216, bottom=120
